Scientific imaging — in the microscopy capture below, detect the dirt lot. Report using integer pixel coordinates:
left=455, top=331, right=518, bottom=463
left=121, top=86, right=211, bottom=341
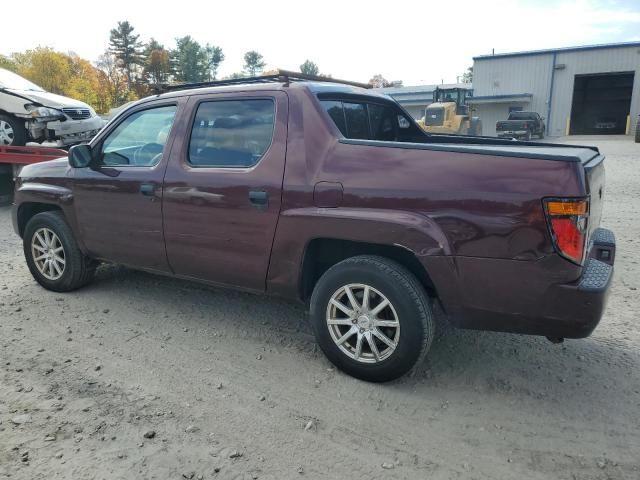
left=1, top=136, right=639, bottom=480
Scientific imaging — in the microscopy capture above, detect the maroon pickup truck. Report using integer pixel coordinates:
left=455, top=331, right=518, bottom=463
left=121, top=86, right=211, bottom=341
left=12, top=72, right=615, bottom=382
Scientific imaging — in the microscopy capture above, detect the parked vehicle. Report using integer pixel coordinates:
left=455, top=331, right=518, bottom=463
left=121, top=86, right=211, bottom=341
left=0, top=145, right=69, bottom=205
left=417, top=87, right=482, bottom=135
left=594, top=117, right=617, bottom=132
left=12, top=71, right=615, bottom=382
left=496, top=111, right=545, bottom=140
left=0, top=68, right=104, bottom=147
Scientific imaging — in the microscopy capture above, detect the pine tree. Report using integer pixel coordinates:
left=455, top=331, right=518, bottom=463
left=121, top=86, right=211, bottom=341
left=109, top=21, right=143, bottom=89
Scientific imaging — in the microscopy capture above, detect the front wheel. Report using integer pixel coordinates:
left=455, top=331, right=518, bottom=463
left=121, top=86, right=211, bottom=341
left=310, top=255, right=434, bottom=382
left=0, top=115, right=27, bottom=146
left=23, top=211, right=96, bottom=292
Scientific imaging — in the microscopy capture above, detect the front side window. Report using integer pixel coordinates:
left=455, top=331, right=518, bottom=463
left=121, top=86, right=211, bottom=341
left=188, top=99, right=275, bottom=168
left=101, top=105, right=177, bottom=167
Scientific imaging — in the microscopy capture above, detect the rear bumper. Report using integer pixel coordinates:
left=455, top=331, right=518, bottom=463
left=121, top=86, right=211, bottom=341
left=497, top=130, right=529, bottom=139
left=430, top=228, right=616, bottom=339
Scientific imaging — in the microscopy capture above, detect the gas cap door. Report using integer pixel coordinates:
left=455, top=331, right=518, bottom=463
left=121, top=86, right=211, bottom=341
left=313, top=181, right=343, bottom=208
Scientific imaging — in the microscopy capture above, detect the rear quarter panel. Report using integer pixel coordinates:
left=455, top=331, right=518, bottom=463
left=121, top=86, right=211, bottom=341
left=267, top=87, right=586, bottom=302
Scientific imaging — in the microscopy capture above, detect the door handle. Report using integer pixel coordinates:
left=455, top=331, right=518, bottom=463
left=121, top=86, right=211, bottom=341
left=249, top=190, right=268, bottom=208
left=140, top=183, right=155, bottom=197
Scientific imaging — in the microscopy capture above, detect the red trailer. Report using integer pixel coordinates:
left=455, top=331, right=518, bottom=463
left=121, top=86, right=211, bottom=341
left=0, top=145, right=68, bottom=205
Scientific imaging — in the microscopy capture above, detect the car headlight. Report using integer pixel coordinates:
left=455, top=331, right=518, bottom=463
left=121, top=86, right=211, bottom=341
left=22, top=104, right=66, bottom=120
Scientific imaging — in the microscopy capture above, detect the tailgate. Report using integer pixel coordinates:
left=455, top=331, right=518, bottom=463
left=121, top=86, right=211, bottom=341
left=584, top=154, right=606, bottom=246
left=496, top=121, right=524, bottom=131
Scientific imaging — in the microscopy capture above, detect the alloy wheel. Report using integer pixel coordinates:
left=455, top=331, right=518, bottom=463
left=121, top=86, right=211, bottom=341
left=31, top=228, right=66, bottom=280
left=326, top=283, right=400, bottom=364
left=0, top=120, right=15, bottom=145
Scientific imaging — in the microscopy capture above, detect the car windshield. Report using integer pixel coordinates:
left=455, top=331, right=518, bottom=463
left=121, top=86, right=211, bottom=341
left=0, top=68, right=45, bottom=92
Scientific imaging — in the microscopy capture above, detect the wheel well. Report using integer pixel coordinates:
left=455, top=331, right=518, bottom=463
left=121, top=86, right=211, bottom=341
left=17, top=203, right=62, bottom=237
left=300, top=238, right=437, bottom=303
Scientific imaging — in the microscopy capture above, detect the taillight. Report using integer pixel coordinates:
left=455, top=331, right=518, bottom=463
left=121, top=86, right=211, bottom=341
left=543, top=198, right=589, bottom=264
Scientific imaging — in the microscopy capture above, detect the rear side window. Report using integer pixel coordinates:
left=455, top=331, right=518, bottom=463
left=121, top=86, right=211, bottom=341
left=320, top=99, right=421, bottom=142
left=343, top=102, right=369, bottom=139
left=322, top=101, right=347, bottom=136
left=188, top=99, right=275, bottom=168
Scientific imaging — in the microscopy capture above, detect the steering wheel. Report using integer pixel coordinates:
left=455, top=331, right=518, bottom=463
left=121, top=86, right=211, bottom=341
left=133, top=143, right=164, bottom=166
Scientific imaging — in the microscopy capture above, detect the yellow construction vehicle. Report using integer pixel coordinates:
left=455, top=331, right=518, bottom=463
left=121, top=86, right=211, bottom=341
left=417, top=87, right=482, bottom=135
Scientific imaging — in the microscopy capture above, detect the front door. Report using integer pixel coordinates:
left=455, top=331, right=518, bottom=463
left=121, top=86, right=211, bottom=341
left=73, top=102, right=180, bottom=270
left=162, top=91, right=288, bottom=291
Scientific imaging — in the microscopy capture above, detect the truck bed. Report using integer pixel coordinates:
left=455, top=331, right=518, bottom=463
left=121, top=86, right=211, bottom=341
left=340, top=138, right=600, bottom=164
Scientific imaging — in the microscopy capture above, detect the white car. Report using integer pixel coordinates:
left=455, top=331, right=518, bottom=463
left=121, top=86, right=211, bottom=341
left=0, top=68, right=104, bottom=147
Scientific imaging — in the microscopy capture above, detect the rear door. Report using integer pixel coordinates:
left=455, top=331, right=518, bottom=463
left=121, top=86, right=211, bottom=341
left=162, top=91, right=288, bottom=291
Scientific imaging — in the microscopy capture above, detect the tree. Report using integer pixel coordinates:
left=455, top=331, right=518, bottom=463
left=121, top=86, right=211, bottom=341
left=299, top=60, right=319, bottom=76
left=243, top=51, right=265, bottom=76
left=143, top=38, right=171, bottom=88
left=368, top=74, right=392, bottom=88
left=0, top=55, right=17, bottom=72
left=12, top=48, right=72, bottom=94
left=224, top=72, right=246, bottom=80
left=462, top=66, right=473, bottom=84
left=172, top=36, right=208, bottom=83
left=204, top=45, right=224, bottom=80
left=8, top=47, right=110, bottom=113
left=66, top=54, right=102, bottom=109
left=97, top=51, right=130, bottom=108
left=109, top=20, right=144, bottom=89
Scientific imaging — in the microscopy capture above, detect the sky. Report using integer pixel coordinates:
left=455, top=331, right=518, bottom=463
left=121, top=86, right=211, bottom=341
left=3, top=0, right=640, bottom=85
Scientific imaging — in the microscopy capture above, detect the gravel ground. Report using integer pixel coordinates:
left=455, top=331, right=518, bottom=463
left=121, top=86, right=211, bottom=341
left=1, top=136, right=639, bottom=479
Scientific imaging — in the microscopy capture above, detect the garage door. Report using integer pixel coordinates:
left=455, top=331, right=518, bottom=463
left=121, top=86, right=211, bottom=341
left=569, top=72, right=634, bottom=135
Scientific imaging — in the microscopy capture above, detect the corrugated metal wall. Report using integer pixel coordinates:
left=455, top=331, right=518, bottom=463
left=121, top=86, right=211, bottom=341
left=473, top=54, right=553, bottom=135
left=551, top=47, right=640, bottom=136
left=473, top=45, right=640, bottom=137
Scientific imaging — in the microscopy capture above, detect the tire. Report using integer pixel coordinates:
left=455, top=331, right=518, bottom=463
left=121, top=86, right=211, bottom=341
left=538, top=128, right=545, bottom=140
left=523, top=130, right=532, bottom=141
left=0, top=114, right=27, bottom=146
left=23, top=211, right=96, bottom=292
left=309, top=255, right=434, bottom=382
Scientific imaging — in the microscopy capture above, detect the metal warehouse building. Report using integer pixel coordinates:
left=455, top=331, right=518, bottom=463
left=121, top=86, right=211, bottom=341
left=470, top=42, right=640, bottom=137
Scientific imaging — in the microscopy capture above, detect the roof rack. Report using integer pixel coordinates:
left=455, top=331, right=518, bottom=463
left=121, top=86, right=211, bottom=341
left=155, top=69, right=371, bottom=93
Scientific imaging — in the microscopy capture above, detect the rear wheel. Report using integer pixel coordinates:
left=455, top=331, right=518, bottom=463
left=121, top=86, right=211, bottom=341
left=523, top=130, right=532, bottom=141
left=0, top=115, right=27, bottom=146
left=310, top=255, right=434, bottom=382
left=23, top=211, right=96, bottom=292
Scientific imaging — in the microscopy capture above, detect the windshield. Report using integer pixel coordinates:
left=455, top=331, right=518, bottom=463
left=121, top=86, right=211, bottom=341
left=0, top=68, right=45, bottom=92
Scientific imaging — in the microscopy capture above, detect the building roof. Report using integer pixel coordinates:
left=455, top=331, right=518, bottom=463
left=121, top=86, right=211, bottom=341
left=473, top=41, right=640, bottom=61
left=372, top=83, right=472, bottom=106
left=373, top=83, right=471, bottom=95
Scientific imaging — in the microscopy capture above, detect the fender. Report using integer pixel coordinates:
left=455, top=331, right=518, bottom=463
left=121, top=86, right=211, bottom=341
left=13, top=181, right=89, bottom=255
left=266, top=206, right=451, bottom=299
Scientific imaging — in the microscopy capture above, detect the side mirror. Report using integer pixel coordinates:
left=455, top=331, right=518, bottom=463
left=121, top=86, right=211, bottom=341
left=68, top=144, right=93, bottom=168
